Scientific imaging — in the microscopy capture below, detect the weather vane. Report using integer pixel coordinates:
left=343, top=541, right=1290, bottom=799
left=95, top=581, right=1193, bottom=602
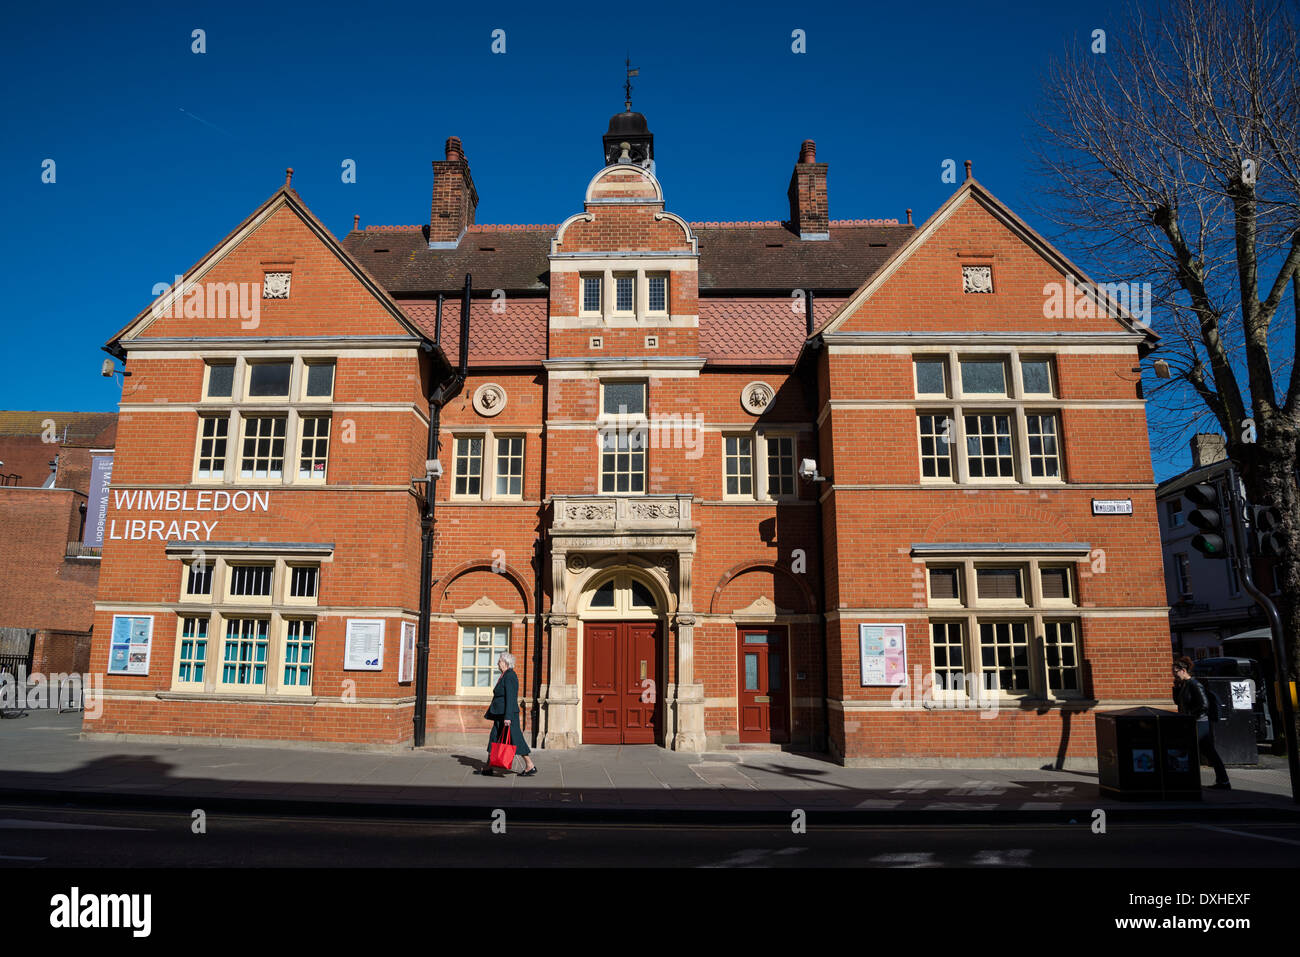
left=624, top=55, right=638, bottom=111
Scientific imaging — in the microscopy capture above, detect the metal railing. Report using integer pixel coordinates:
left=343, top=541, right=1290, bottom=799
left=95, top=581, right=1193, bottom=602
left=65, top=542, right=102, bottom=559
left=0, top=654, right=31, bottom=680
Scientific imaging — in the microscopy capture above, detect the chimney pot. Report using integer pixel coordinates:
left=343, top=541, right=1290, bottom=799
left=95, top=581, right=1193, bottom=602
left=445, top=136, right=464, bottom=163
left=906, top=208, right=913, bottom=226
left=353, top=214, right=360, bottom=230
left=799, top=139, right=817, bottom=164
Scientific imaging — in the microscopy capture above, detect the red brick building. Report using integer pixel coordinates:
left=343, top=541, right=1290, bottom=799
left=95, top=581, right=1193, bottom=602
left=88, top=112, right=1170, bottom=764
left=0, top=411, right=116, bottom=676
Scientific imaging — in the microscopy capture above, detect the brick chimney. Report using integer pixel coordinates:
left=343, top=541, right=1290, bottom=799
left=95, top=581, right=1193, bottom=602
left=429, top=136, right=478, bottom=248
left=787, top=139, right=829, bottom=240
left=1190, top=433, right=1227, bottom=468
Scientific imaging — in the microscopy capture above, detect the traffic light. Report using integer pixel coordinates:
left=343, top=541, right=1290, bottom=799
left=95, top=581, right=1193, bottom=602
left=1186, top=482, right=1228, bottom=559
left=1245, top=504, right=1287, bottom=558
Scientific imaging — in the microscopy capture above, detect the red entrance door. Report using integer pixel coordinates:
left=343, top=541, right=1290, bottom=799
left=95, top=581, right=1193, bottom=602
left=738, top=628, right=790, bottom=743
left=583, top=621, right=661, bottom=744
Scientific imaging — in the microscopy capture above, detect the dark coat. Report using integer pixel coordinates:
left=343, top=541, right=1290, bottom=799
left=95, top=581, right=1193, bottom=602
left=1173, top=676, right=1213, bottom=720
left=485, top=668, right=529, bottom=757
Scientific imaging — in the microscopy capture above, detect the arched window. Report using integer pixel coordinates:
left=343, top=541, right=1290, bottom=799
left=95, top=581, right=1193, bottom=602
left=582, top=572, right=659, bottom=616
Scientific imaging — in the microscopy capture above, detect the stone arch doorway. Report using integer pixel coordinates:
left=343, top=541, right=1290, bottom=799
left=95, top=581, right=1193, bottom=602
left=576, top=568, right=665, bottom=745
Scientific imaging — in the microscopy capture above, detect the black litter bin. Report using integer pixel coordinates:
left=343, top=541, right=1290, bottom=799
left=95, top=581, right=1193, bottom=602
left=1195, top=657, right=1274, bottom=746
left=1096, top=707, right=1202, bottom=800
left=1200, top=676, right=1259, bottom=766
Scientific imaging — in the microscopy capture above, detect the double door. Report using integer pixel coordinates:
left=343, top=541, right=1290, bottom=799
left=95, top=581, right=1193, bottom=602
left=582, top=621, right=661, bottom=744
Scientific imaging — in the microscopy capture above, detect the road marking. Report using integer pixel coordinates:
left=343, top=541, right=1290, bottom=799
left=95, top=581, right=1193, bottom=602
left=970, top=848, right=1033, bottom=866
left=702, top=846, right=807, bottom=868
left=1194, top=823, right=1300, bottom=847
left=868, top=852, right=940, bottom=867
left=0, top=818, right=150, bottom=832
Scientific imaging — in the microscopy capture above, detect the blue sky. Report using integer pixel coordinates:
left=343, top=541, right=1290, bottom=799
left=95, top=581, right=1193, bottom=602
left=0, top=0, right=1243, bottom=479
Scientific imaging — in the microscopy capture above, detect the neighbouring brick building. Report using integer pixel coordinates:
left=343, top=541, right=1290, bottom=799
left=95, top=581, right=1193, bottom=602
left=88, top=109, right=1171, bottom=765
left=0, top=411, right=116, bottom=677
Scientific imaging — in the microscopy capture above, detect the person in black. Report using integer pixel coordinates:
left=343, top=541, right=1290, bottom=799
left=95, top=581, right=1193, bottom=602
left=1173, top=656, right=1230, bottom=789
left=478, top=652, right=537, bottom=776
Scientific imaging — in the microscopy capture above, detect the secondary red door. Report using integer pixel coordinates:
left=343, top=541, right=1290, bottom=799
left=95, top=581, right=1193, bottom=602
left=738, top=628, right=790, bottom=743
left=583, top=621, right=661, bottom=744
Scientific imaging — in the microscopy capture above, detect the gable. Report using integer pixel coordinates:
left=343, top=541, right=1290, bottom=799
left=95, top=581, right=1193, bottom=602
left=822, top=184, right=1157, bottom=342
left=111, top=190, right=423, bottom=347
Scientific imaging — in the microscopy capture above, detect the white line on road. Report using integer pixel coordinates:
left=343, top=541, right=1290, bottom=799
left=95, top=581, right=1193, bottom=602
left=1194, top=824, right=1300, bottom=847
left=0, top=818, right=150, bottom=832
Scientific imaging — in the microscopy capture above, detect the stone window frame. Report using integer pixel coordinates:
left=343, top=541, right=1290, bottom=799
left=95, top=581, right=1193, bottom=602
left=449, top=429, right=526, bottom=502
left=457, top=622, right=512, bottom=693
left=597, top=380, right=648, bottom=495
left=613, top=272, right=637, bottom=317
left=580, top=274, right=603, bottom=316
left=912, top=350, right=1066, bottom=487
left=192, top=355, right=336, bottom=487
left=924, top=555, right=1084, bottom=703
left=579, top=268, right=674, bottom=323
left=646, top=272, right=669, bottom=315
left=174, top=615, right=211, bottom=691
left=720, top=430, right=799, bottom=502
left=169, top=554, right=323, bottom=697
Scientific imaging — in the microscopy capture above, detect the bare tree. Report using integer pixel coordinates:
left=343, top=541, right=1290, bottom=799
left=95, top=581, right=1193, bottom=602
left=1035, top=0, right=1300, bottom=678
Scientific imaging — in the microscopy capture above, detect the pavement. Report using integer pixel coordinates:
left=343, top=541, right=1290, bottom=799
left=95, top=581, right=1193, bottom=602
left=1, top=709, right=1296, bottom=822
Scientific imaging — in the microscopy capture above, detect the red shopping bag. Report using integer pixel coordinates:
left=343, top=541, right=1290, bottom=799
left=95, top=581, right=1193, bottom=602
left=489, top=724, right=516, bottom=770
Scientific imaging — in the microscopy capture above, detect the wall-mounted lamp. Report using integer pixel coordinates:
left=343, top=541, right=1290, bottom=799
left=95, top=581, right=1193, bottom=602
left=101, top=358, right=132, bottom=381
left=799, top=458, right=829, bottom=483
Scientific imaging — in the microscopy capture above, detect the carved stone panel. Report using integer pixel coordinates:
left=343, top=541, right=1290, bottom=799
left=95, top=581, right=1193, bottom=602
left=473, top=383, right=507, bottom=417
left=263, top=272, right=292, bottom=299
left=962, top=265, right=993, bottom=294
left=742, top=381, right=774, bottom=414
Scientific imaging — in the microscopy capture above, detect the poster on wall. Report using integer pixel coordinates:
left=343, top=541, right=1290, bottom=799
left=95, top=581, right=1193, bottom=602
left=344, top=619, right=385, bottom=671
left=108, top=615, right=153, bottom=675
left=398, top=621, right=416, bottom=683
left=83, top=453, right=114, bottom=547
left=859, top=623, right=908, bottom=687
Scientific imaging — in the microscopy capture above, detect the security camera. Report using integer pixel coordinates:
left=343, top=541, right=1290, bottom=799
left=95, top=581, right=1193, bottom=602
left=426, top=459, right=443, bottom=480
left=101, top=358, right=115, bottom=378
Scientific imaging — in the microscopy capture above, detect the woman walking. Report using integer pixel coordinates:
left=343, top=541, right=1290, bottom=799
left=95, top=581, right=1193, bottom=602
left=479, top=652, right=537, bottom=776
left=1173, top=656, right=1230, bottom=790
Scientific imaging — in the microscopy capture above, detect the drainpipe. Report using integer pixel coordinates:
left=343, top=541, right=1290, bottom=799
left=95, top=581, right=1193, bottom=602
left=804, top=286, right=831, bottom=755
left=413, top=276, right=472, bottom=748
